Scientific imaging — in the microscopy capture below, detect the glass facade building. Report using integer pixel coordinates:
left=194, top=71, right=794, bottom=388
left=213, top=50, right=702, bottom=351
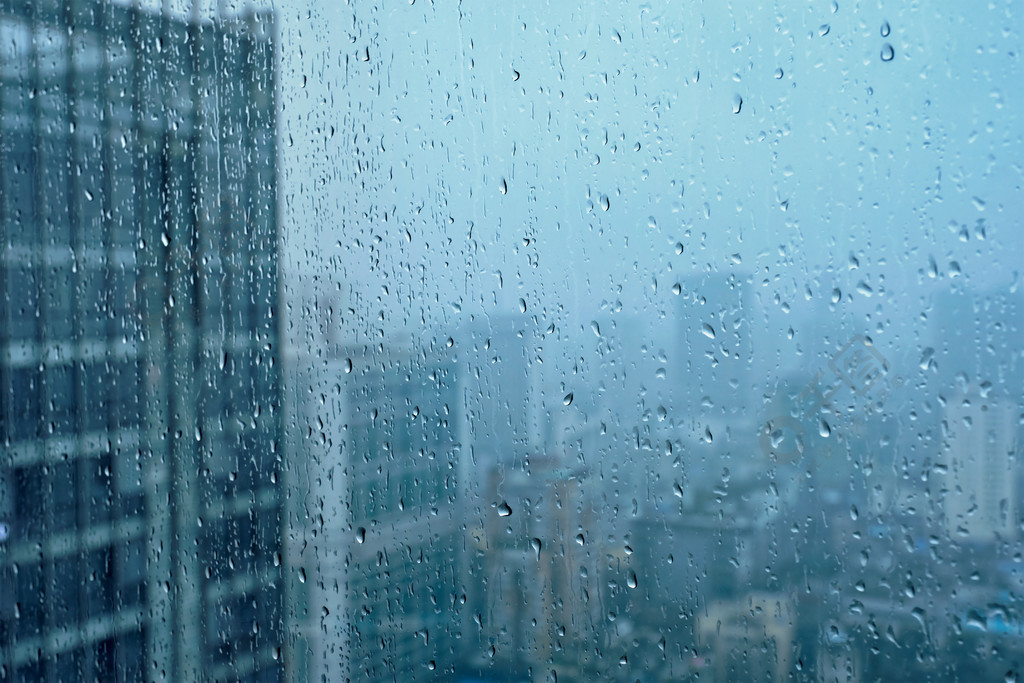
left=0, top=2, right=283, bottom=680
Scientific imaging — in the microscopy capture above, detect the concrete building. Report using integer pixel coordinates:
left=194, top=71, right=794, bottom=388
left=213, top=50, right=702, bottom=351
left=288, top=332, right=464, bottom=681
left=942, top=384, right=1018, bottom=542
left=697, top=593, right=795, bottom=683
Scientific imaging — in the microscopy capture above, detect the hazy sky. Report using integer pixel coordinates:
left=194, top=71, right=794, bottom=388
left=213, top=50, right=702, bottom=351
left=271, top=1, right=1020, bottom=357
left=117, top=0, right=1011, bottom=402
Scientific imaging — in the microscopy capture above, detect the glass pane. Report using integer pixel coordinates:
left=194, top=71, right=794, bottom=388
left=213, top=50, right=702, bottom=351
left=1, top=1, right=1021, bottom=682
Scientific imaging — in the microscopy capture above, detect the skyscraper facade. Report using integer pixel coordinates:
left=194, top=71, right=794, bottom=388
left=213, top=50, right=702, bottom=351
left=0, top=3, right=284, bottom=680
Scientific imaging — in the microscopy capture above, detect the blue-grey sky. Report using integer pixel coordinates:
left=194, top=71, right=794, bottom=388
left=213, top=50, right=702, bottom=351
left=268, top=0, right=1022, bottom=391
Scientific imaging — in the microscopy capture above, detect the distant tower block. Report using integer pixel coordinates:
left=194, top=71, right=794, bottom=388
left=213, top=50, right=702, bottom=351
left=942, top=385, right=1018, bottom=542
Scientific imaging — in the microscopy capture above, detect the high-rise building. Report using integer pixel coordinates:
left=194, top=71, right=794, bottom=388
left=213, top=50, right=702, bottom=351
left=941, top=384, right=1017, bottom=542
left=291, top=338, right=463, bottom=681
left=461, top=314, right=541, bottom=468
left=0, top=3, right=284, bottom=680
left=930, top=287, right=1021, bottom=543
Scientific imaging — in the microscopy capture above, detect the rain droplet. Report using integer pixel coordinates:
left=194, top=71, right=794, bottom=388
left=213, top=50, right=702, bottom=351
left=880, top=21, right=891, bottom=37
left=701, top=323, right=716, bottom=339
left=563, top=392, right=574, bottom=406
left=497, top=501, right=512, bottom=517
left=881, top=43, right=894, bottom=62
left=355, top=527, right=366, bottom=543
left=627, top=571, right=638, bottom=588
left=732, top=95, right=743, bottom=114
left=530, top=538, right=542, bottom=560
left=499, top=178, right=508, bottom=195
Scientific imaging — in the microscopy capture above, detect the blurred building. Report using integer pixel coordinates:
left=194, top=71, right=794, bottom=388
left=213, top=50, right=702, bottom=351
left=0, top=3, right=285, bottom=681
left=462, top=447, right=610, bottom=682
left=673, top=270, right=756, bottom=420
left=696, top=593, right=795, bottom=683
left=931, top=287, right=1022, bottom=542
left=294, top=339, right=463, bottom=681
left=461, top=314, right=541, bottom=469
left=941, top=384, right=1017, bottom=542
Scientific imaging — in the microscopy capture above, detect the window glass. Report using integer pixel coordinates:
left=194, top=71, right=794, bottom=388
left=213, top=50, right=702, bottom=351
left=1, top=2, right=1021, bottom=682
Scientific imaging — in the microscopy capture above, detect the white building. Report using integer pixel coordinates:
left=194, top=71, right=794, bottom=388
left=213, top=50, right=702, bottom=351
left=942, top=385, right=1018, bottom=542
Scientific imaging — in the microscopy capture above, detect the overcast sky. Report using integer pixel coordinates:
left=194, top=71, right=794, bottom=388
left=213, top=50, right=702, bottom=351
left=272, top=1, right=1020, bottom=348
left=129, top=0, right=1021, bottom=385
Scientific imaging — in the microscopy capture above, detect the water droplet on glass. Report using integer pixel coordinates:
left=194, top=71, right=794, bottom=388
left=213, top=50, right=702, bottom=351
left=497, top=501, right=512, bottom=517
left=563, top=392, right=574, bottom=406
left=880, top=20, right=891, bottom=37
left=881, top=43, right=894, bottom=61
left=701, top=323, right=716, bottom=339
